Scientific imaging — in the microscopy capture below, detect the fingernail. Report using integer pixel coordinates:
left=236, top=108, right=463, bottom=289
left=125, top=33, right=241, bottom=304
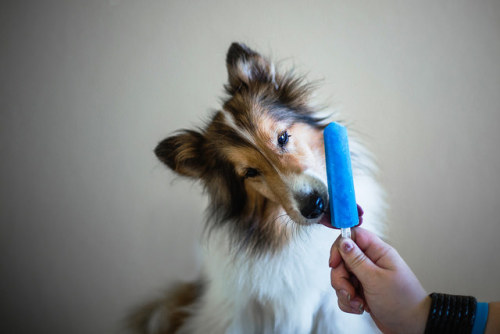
left=339, top=290, right=351, bottom=302
left=350, top=300, right=363, bottom=313
left=341, top=239, right=354, bottom=253
left=329, top=258, right=334, bottom=268
left=358, top=303, right=364, bottom=313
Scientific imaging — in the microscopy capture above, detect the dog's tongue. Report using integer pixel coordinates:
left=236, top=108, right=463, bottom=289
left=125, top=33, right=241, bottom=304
left=319, top=204, right=364, bottom=229
left=319, top=212, right=333, bottom=228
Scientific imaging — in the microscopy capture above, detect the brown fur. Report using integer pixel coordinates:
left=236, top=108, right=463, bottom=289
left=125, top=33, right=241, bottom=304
left=153, top=43, right=329, bottom=255
left=128, top=282, right=203, bottom=334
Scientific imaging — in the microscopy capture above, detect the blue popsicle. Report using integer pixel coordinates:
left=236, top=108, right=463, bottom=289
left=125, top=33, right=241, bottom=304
left=324, top=123, right=359, bottom=235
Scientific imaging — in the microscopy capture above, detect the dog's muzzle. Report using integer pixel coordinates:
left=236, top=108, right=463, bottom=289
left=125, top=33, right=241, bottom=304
left=297, top=191, right=327, bottom=219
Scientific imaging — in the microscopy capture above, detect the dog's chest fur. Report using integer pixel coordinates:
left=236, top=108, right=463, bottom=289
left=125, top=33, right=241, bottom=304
left=178, top=224, right=379, bottom=334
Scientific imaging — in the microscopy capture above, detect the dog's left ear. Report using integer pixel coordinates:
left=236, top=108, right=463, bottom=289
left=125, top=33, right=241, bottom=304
left=225, top=42, right=276, bottom=93
left=154, top=130, right=206, bottom=179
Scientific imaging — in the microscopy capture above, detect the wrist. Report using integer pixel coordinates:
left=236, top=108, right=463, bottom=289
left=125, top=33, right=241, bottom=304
left=415, top=296, right=431, bottom=334
left=381, top=295, right=431, bottom=334
left=485, top=302, right=500, bottom=334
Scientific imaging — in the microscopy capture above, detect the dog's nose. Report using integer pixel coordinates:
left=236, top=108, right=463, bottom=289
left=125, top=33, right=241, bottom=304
left=300, top=193, right=325, bottom=219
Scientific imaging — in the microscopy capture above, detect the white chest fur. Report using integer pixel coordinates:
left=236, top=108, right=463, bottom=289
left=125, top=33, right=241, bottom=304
left=180, top=225, right=379, bottom=334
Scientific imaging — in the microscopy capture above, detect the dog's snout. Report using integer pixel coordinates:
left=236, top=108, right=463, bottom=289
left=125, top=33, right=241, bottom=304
left=299, top=192, right=325, bottom=219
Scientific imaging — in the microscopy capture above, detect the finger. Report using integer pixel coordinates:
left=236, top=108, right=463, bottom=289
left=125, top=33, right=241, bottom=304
left=349, top=296, right=365, bottom=314
left=337, top=237, right=378, bottom=283
left=329, top=235, right=343, bottom=268
left=338, top=299, right=355, bottom=314
left=338, top=296, right=365, bottom=315
left=334, top=287, right=351, bottom=306
left=351, top=227, right=402, bottom=270
left=330, top=262, right=356, bottom=299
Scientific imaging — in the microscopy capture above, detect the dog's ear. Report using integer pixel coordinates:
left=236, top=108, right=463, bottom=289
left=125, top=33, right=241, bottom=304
left=154, top=130, right=205, bottom=178
left=225, top=42, right=276, bottom=93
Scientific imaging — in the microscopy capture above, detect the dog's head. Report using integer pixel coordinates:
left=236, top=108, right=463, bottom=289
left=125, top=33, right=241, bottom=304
left=156, top=43, right=335, bottom=252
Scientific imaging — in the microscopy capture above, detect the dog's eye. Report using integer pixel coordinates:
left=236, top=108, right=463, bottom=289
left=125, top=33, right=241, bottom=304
left=244, top=168, right=260, bottom=178
left=277, top=130, right=290, bottom=148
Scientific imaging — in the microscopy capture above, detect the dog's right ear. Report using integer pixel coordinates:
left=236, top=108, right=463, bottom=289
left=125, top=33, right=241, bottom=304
left=225, top=42, right=275, bottom=93
left=154, top=130, right=205, bottom=179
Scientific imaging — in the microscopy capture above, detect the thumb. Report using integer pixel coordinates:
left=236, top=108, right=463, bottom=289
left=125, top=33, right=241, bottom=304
left=338, top=237, right=377, bottom=282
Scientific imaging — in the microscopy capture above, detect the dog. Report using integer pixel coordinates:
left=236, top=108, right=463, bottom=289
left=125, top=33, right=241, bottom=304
left=130, top=42, right=386, bottom=334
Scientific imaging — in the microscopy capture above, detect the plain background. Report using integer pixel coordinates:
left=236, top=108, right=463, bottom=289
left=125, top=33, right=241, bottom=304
left=1, top=0, right=499, bottom=333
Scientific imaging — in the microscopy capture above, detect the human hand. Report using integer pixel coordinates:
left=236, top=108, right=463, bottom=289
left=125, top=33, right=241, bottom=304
left=329, top=227, right=431, bottom=334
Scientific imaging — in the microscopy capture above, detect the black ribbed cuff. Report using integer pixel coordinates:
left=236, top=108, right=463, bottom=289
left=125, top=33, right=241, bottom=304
left=424, top=293, right=477, bottom=334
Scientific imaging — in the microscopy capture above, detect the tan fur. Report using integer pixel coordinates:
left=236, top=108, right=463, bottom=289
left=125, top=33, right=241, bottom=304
left=129, top=282, right=202, bottom=334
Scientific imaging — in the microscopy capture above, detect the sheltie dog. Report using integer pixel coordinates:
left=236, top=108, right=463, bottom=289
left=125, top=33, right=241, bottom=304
left=130, top=42, right=385, bottom=333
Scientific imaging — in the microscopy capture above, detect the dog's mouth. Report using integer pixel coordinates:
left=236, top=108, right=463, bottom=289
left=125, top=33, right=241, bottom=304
left=317, top=204, right=364, bottom=229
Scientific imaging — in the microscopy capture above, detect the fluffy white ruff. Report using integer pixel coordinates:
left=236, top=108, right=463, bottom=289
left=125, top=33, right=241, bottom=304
left=176, top=227, right=376, bottom=333
left=175, top=175, right=384, bottom=334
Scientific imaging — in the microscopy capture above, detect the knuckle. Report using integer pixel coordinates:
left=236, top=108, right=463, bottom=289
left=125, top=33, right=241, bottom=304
left=348, top=251, right=367, bottom=270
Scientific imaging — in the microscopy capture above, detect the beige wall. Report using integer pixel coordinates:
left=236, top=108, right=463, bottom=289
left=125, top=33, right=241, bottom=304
left=1, top=0, right=499, bottom=333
